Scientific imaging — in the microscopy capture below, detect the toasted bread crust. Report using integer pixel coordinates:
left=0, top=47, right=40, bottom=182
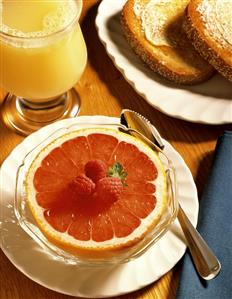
left=183, top=0, right=232, bottom=82
left=121, top=0, right=214, bottom=85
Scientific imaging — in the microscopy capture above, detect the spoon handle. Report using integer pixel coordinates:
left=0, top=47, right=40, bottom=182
left=178, top=205, right=221, bottom=280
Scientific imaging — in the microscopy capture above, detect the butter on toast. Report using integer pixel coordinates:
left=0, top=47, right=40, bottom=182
left=121, top=0, right=214, bottom=85
left=183, top=0, right=232, bottom=82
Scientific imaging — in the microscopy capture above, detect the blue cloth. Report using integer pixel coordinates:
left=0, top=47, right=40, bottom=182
left=176, top=131, right=232, bottom=299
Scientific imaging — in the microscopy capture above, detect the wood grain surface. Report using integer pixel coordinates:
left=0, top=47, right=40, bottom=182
left=0, top=1, right=231, bottom=299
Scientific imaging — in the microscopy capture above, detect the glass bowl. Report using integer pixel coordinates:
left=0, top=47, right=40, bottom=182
left=14, top=122, right=178, bottom=267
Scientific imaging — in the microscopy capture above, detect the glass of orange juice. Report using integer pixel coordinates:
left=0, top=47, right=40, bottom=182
left=0, top=0, right=87, bottom=135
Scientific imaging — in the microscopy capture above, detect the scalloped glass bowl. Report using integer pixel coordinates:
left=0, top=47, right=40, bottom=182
left=14, top=122, right=179, bottom=267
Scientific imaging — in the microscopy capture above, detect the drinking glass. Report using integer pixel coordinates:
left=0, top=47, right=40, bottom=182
left=0, top=0, right=87, bottom=135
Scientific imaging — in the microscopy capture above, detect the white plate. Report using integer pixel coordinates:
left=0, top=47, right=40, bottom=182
left=0, top=116, right=198, bottom=298
left=95, top=0, right=232, bottom=124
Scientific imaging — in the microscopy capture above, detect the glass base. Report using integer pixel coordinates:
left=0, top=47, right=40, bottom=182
left=1, top=88, right=80, bottom=136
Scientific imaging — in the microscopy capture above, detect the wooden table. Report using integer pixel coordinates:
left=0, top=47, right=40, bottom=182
left=1, top=1, right=231, bottom=298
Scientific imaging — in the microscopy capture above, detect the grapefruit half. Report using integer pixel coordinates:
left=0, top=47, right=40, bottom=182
left=25, top=128, right=168, bottom=258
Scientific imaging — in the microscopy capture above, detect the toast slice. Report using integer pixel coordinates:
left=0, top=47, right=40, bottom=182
left=121, top=0, right=214, bottom=85
left=183, top=0, right=232, bottom=82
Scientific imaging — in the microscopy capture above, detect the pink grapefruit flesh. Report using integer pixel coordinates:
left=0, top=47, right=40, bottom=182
left=25, top=128, right=167, bottom=256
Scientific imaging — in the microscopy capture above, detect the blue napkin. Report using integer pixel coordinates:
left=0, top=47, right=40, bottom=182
left=176, top=131, right=232, bottom=299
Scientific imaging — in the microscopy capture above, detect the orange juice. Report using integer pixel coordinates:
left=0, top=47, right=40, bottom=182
left=0, top=0, right=87, bottom=101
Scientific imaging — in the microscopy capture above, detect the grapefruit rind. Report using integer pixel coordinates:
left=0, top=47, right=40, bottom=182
left=25, top=128, right=168, bottom=257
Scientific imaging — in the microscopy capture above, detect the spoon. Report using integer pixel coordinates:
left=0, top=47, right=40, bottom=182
left=120, top=109, right=221, bottom=280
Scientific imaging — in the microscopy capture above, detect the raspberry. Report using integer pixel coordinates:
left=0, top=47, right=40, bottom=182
left=71, top=174, right=95, bottom=196
left=96, top=177, right=123, bottom=203
left=85, top=159, right=107, bottom=183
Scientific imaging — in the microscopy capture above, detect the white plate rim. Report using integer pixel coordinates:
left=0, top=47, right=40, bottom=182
left=95, top=0, right=232, bottom=125
left=0, top=116, right=199, bottom=298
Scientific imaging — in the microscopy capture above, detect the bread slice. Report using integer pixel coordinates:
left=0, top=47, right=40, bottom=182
left=183, top=0, right=232, bottom=82
left=121, top=0, right=214, bottom=85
